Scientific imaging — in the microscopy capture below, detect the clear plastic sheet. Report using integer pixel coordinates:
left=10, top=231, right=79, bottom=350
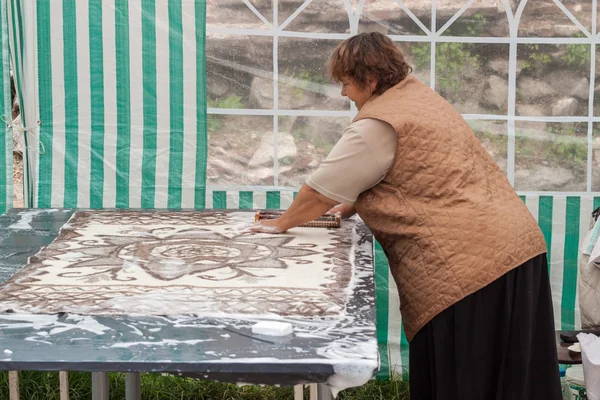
left=3, top=0, right=600, bottom=381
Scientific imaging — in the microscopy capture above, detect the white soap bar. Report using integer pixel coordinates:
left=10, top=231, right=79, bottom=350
left=251, top=321, right=293, bottom=337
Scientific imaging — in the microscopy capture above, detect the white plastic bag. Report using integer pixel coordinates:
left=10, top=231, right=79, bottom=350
left=576, top=333, right=600, bottom=400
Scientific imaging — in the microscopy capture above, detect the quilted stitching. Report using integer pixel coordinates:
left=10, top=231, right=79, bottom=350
left=354, top=76, right=547, bottom=341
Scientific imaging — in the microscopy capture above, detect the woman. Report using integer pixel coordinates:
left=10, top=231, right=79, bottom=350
left=251, top=32, right=561, bottom=400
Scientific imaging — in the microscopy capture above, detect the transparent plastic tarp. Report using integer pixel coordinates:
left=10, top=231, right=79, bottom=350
left=4, top=0, right=599, bottom=380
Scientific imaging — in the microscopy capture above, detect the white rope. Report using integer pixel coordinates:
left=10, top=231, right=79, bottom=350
left=1, top=114, right=45, bottom=154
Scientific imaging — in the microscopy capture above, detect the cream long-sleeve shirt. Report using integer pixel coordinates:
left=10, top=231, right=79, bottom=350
left=306, top=118, right=397, bottom=204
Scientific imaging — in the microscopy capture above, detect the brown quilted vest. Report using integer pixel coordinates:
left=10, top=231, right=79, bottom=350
left=353, top=75, right=547, bottom=341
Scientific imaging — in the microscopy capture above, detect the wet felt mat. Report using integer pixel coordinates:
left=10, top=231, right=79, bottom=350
left=0, top=211, right=357, bottom=318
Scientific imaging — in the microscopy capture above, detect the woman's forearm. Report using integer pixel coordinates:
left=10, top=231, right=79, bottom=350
left=275, top=184, right=339, bottom=231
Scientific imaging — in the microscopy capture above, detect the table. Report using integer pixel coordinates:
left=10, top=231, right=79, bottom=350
left=556, top=328, right=600, bottom=365
left=0, top=209, right=379, bottom=399
left=556, top=331, right=582, bottom=364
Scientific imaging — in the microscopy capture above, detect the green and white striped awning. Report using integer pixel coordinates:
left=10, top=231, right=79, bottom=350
left=8, top=0, right=207, bottom=209
left=0, top=0, right=11, bottom=214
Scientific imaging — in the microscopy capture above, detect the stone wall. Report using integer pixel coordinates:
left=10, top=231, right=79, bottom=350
left=206, top=0, right=600, bottom=191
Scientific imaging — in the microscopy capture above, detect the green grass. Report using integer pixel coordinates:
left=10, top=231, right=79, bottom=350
left=0, top=371, right=410, bottom=400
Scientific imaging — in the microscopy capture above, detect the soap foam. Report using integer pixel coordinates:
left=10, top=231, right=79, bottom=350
left=251, top=321, right=293, bottom=336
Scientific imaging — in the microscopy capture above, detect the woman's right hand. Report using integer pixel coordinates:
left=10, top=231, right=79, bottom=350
left=327, top=204, right=356, bottom=219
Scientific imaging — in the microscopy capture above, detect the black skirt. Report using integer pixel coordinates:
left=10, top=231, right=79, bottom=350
left=409, top=253, right=562, bottom=400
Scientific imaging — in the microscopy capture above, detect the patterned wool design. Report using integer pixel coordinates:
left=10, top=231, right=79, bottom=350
left=0, top=211, right=355, bottom=317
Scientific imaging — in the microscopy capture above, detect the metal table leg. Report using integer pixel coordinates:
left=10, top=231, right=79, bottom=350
left=91, top=372, right=109, bottom=400
left=8, top=371, right=19, bottom=400
left=309, top=384, right=318, bottom=399
left=317, top=383, right=333, bottom=400
left=59, top=371, right=69, bottom=400
left=293, top=384, right=304, bottom=400
left=125, top=372, right=141, bottom=400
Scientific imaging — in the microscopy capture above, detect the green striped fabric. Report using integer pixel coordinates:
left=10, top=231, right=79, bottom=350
left=206, top=188, right=298, bottom=210
left=206, top=189, right=595, bottom=378
left=374, top=240, right=390, bottom=380
left=0, top=0, right=11, bottom=213
left=522, top=195, right=590, bottom=331
left=10, top=0, right=207, bottom=209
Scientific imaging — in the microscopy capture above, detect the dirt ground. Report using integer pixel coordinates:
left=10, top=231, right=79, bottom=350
left=12, top=153, right=23, bottom=208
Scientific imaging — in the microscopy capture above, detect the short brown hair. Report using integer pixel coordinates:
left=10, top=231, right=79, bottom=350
left=329, top=32, right=412, bottom=95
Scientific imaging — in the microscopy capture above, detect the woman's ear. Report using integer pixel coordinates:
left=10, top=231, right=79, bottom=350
left=367, top=76, right=378, bottom=93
